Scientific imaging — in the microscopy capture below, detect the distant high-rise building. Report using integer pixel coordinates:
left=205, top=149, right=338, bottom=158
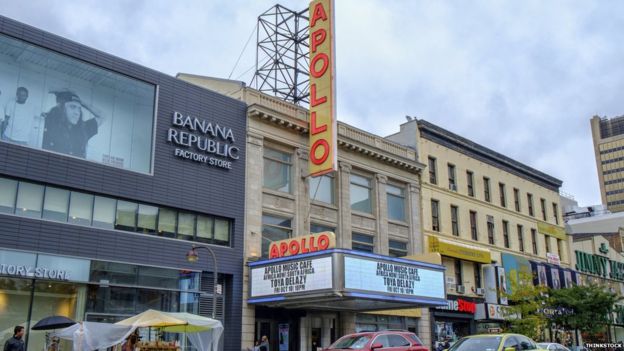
left=590, top=115, right=624, bottom=213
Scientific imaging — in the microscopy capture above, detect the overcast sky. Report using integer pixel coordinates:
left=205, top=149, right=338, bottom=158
left=3, top=0, right=623, bottom=207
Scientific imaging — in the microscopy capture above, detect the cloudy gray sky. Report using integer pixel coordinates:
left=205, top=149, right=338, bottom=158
left=3, top=0, right=623, bottom=207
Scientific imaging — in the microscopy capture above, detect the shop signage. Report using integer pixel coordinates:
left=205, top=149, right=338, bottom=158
left=308, top=0, right=337, bottom=176
left=475, top=303, right=518, bottom=321
left=250, top=256, right=333, bottom=297
left=344, top=256, right=445, bottom=299
left=575, top=250, right=624, bottom=281
left=268, top=232, right=336, bottom=259
left=428, top=236, right=491, bottom=264
left=435, top=298, right=476, bottom=314
left=167, top=111, right=240, bottom=170
left=547, top=252, right=560, bottom=265
left=537, top=221, right=566, bottom=240
left=0, top=250, right=91, bottom=282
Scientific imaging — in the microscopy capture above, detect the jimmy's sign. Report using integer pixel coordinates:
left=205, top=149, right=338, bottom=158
left=269, top=232, right=336, bottom=259
left=308, top=0, right=337, bottom=176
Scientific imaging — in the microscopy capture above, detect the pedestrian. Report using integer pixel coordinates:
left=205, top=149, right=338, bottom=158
left=253, top=340, right=261, bottom=351
left=3, top=326, right=25, bottom=351
left=259, top=335, right=269, bottom=351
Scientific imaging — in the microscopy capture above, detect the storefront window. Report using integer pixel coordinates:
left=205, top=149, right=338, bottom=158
left=42, top=186, right=70, bottom=222
left=0, top=33, right=156, bottom=173
left=15, top=182, right=44, bottom=218
left=0, top=178, right=17, bottom=213
left=68, top=192, right=93, bottom=226
left=92, top=196, right=116, bottom=229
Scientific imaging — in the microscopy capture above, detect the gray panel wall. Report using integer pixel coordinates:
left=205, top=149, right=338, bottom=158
left=0, top=15, right=245, bottom=351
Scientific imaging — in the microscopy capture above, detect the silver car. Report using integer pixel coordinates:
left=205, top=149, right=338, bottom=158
left=537, top=343, right=570, bottom=351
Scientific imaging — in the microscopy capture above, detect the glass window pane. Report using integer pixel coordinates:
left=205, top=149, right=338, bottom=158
left=386, top=184, right=403, bottom=196
left=353, top=233, right=374, bottom=244
left=42, top=186, right=70, bottom=222
left=0, top=177, right=17, bottom=213
left=351, top=183, right=372, bottom=213
left=68, top=192, right=93, bottom=225
left=137, top=204, right=158, bottom=233
left=115, top=200, right=137, bottom=231
left=177, top=212, right=196, bottom=240
left=264, top=154, right=291, bottom=193
left=310, top=175, right=334, bottom=204
left=214, top=218, right=230, bottom=244
left=0, top=33, right=156, bottom=173
left=387, top=194, right=405, bottom=221
left=310, top=223, right=334, bottom=234
left=158, top=208, right=177, bottom=238
left=15, top=182, right=44, bottom=218
left=264, top=148, right=291, bottom=162
left=92, top=196, right=116, bottom=229
left=262, top=215, right=292, bottom=227
left=262, top=215, right=292, bottom=258
left=196, top=215, right=214, bottom=243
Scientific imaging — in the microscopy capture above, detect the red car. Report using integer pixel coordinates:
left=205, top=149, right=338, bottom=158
left=326, top=331, right=429, bottom=351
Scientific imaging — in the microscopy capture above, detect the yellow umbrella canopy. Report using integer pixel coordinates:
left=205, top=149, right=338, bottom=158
left=115, top=310, right=188, bottom=328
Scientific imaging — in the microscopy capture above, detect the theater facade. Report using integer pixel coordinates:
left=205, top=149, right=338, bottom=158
left=0, top=16, right=246, bottom=351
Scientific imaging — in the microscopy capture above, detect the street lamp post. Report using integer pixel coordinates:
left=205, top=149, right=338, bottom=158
left=186, top=244, right=218, bottom=319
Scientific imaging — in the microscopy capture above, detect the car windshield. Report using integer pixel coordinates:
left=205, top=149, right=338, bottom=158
left=330, top=335, right=371, bottom=349
left=448, top=336, right=502, bottom=351
left=537, top=343, right=550, bottom=348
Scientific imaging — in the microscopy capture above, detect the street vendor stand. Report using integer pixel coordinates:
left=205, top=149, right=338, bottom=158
left=54, top=310, right=223, bottom=351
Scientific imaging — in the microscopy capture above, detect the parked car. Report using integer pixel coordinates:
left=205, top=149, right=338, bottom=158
left=537, top=343, right=570, bottom=351
left=446, top=334, right=544, bottom=351
left=326, top=330, right=429, bottom=351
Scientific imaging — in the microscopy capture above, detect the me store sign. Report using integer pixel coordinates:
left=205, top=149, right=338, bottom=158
left=575, top=250, right=624, bottom=281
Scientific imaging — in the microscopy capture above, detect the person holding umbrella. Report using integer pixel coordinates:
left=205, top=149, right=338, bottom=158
left=3, top=326, right=25, bottom=351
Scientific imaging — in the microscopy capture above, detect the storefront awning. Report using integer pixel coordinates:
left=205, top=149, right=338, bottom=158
left=248, top=249, right=447, bottom=311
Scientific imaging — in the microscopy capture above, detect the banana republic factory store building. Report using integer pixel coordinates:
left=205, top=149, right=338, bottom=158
left=0, top=16, right=246, bottom=351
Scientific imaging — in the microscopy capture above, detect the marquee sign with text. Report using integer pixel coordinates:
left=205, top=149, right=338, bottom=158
left=344, top=256, right=445, bottom=299
left=308, top=0, right=337, bottom=176
left=269, top=232, right=335, bottom=259
left=250, top=256, right=333, bottom=297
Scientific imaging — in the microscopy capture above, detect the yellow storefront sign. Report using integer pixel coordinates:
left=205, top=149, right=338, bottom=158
left=537, top=221, right=566, bottom=240
left=428, top=236, right=491, bottom=264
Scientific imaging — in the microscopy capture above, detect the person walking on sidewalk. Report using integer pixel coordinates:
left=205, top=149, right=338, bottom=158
left=3, top=326, right=25, bottom=351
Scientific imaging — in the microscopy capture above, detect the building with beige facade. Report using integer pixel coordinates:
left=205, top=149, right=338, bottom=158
left=177, top=74, right=445, bottom=351
left=591, top=115, right=624, bottom=213
left=387, top=118, right=568, bottom=343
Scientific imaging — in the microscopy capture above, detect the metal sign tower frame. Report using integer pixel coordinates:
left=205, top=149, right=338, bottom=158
left=251, top=4, right=310, bottom=106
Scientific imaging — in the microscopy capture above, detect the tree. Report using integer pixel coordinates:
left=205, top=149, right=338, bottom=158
left=549, top=283, right=621, bottom=342
left=502, top=271, right=550, bottom=340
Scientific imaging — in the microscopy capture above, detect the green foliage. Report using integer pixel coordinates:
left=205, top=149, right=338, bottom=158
left=549, top=283, right=621, bottom=340
left=502, top=271, right=550, bottom=340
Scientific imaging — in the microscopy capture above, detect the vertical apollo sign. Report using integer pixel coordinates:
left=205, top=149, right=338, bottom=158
left=309, top=0, right=337, bottom=176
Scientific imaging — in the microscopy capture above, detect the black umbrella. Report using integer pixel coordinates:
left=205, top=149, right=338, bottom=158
left=32, top=316, right=76, bottom=330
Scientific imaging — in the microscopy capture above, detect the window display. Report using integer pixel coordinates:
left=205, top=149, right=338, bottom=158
left=0, top=34, right=156, bottom=173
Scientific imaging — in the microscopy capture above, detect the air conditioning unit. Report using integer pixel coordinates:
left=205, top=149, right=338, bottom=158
left=456, top=285, right=465, bottom=294
left=446, top=277, right=456, bottom=284
left=475, top=287, right=485, bottom=296
left=446, top=283, right=455, bottom=291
